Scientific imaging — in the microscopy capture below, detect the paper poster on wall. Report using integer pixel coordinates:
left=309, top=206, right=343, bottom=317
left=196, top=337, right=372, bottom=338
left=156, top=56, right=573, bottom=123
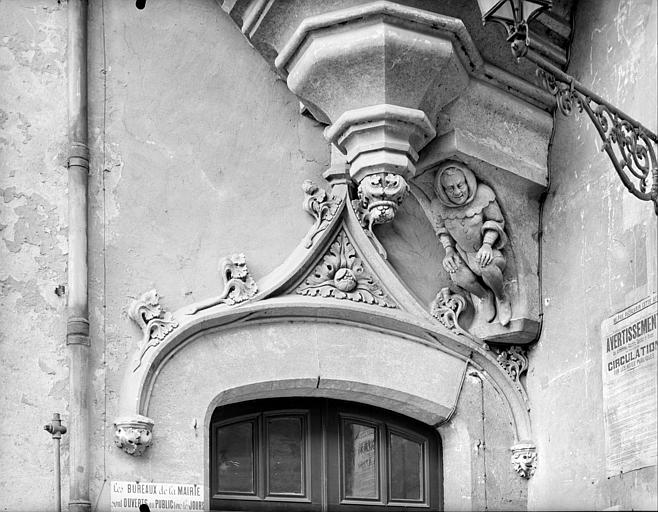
left=111, top=481, right=204, bottom=511
left=601, top=292, right=657, bottom=477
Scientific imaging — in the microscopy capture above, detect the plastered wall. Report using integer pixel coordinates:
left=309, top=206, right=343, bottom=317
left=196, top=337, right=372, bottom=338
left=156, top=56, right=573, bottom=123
left=85, top=0, right=331, bottom=507
left=0, top=2, right=70, bottom=510
left=528, top=0, right=658, bottom=509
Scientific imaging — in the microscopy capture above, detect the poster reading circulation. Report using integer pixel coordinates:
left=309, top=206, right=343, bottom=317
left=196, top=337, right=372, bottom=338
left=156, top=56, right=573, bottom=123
left=601, top=292, right=657, bottom=477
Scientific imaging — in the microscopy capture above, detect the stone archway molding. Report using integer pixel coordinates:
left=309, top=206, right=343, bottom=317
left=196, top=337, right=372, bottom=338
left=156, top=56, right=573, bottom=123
left=116, top=177, right=534, bottom=463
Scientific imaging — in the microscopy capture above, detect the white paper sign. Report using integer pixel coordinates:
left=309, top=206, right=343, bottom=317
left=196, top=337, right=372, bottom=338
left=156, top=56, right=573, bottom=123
left=111, top=481, right=204, bottom=511
left=601, top=293, right=657, bottom=476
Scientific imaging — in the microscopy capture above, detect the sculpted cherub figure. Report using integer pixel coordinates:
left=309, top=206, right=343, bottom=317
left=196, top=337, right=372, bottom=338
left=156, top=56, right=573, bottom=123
left=430, top=161, right=511, bottom=326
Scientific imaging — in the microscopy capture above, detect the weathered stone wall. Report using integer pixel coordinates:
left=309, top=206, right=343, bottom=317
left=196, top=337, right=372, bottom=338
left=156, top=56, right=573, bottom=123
left=86, top=0, right=330, bottom=508
left=0, top=2, right=70, bottom=510
left=529, top=0, right=657, bottom=509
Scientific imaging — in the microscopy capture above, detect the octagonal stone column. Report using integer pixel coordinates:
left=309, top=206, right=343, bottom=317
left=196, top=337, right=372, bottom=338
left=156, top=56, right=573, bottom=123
left=274, top=2, right=478, bottom=223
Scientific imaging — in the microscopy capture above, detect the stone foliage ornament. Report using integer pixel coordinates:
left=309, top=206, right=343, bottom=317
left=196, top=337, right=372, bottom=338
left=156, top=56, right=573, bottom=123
left=129, top=289, right=178, bottom=370
left=301, top=180, right=341, bottom=248
left=430, top=161, right=512, bottom=326
left=114, top=415, right=154, bottom=456
left=185, top=253, right=258, bottom=315
left=495, top=345, right=529, bottom=383
left=296, top=230, right=396, bottom=308
left=430, top=287, right=467, bottom=335
left=488, top=344, right=529, bottom=401
left=511, top=442, right=537, bottom=479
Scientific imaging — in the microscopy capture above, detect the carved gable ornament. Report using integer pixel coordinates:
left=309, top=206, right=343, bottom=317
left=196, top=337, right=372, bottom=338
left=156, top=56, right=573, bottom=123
left=118, top=171, right=537, bottom=461
left=296, top=230, right=397, bottom=308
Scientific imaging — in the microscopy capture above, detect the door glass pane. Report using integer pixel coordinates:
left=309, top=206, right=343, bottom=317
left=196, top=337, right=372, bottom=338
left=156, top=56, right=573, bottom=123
left=216, top=421, right=255, bottom=494
left=389, top=432, right=424, bottom=501
left=343, top=422, right=378, bottom=499
left=267, top=416, right=304, bottom=495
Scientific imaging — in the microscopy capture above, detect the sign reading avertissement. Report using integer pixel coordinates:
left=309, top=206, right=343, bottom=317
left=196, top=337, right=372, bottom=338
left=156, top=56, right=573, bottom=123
left=111, top=481, right=204, bottom=511
left=601, top=292, right=657, bottom=477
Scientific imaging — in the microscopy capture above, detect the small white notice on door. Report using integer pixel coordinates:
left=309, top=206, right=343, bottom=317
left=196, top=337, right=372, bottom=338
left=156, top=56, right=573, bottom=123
left=601, top=293, right=657, bottom=477
left=111, top=481, right=204, bottom=511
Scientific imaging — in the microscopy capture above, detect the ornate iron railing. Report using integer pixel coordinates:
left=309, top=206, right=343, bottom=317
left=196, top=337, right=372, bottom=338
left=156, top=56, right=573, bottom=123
left=529, top=52, right=658, bottom=214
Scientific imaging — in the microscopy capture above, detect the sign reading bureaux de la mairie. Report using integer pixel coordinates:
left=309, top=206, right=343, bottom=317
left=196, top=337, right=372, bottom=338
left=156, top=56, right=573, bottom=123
left=601, top=293, right=657, bottom=477
left=111, top=481, right=204, bottom=511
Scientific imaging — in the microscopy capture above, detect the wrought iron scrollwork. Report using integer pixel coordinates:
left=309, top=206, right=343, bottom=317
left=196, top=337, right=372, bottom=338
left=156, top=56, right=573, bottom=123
left=537, top=67, right=658, bottom=214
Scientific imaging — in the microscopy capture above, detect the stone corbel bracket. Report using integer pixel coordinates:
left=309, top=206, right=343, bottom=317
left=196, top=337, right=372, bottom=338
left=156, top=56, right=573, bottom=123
left=511, top=441, right=537, bottom=479
left=114, top=415, right=154, bottom=457
left=271, top=2, right=477, bottom=227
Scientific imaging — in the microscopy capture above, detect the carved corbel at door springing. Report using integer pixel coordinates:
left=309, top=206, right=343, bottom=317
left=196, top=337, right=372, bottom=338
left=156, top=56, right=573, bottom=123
left=511, top=441, right=537, bottom=479
left=114, top=415, right=154, bottom=456
left=129, top=289, right=178, bottom=371
left=301, top=180, right=342, bottom=248
left=430, top=287, right=468, bottom=335
left=184, top=253, right=258, bottom=315
left=296, top=230, right=396, bottom=308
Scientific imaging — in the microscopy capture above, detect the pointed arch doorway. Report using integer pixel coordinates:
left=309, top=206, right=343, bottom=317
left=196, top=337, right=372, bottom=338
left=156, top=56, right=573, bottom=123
left=210, top=397, right=442, bottom=511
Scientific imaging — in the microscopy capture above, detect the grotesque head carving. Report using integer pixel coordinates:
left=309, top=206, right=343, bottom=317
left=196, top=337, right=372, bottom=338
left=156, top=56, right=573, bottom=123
left=511, top=442, right=537, bottom=479
left=357, top=172, right=409, bottom=224
left=114, top=416, right=155, bottom=457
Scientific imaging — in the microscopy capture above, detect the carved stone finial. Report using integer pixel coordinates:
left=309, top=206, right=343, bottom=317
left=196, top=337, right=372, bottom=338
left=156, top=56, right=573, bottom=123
left=185, top=253, right=258, bottom=315
left=511, top=442, right=537, bottom=479
left=301, top=180, right=341, bottom=248
left=114, top=415, right=154, bottom=456
left=129, top=290, right=178, bottom=370
left=430, top=287, right=467, bottom=334
left=296, top=231, right=396, bottom=308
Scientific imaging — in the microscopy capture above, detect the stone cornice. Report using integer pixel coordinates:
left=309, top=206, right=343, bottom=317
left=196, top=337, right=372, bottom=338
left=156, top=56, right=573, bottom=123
left=222, top=0, right=557, bottom=111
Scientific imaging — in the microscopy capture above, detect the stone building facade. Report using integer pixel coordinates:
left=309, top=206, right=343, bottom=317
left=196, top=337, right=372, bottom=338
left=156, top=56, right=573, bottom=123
left=1, top=0, right=656, bottom=511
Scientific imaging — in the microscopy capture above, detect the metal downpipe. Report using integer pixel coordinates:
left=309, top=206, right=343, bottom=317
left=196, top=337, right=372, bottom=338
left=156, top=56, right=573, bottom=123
left=67, top=1, right=91, bottom=512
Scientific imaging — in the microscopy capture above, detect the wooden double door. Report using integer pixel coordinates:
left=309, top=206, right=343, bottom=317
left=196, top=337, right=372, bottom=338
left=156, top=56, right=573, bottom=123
left=210, top=398, right=442, bottom=511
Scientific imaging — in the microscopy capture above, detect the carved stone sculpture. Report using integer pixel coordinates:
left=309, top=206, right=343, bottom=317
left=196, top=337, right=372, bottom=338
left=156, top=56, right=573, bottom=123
left=490, top=344, right=529, bottom=400
left=495, top=346, right=529, bottom=383
left=430, top=161, right=512, bottom=326
left=301, top=180, right=341, bottom=248
left=114, top=415, right=154, bottom=456
left=511, top=442, right=537, bottom=479
left=351, top=172, right=409, bottom=259
left=357, top=172, right=409, bottom=225
left=296, top=231, right=396, bottom=308
left=430, top=287, right=467, bottom=334
left=129, top=289, right=178, bottom=370
left=185, top=253, right=258, bottom=315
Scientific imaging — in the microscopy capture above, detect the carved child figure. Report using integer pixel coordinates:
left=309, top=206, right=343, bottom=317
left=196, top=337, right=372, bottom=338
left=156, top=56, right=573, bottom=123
left=432, top=162, right=511, bottom=326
